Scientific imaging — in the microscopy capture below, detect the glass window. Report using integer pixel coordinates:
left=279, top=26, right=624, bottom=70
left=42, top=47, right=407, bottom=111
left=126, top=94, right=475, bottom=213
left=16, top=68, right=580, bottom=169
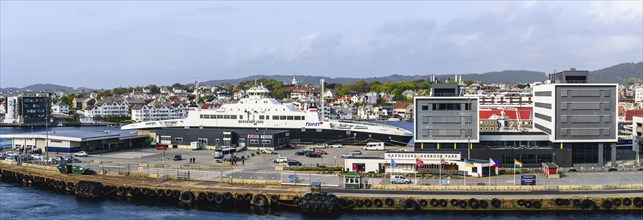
left=280, top=116, right=286, bottom=120
left=273, top=115, right=279, bottom=120
left=259, top=115, right=264, bottom=120
left=287, top=116, right=294, bottom=120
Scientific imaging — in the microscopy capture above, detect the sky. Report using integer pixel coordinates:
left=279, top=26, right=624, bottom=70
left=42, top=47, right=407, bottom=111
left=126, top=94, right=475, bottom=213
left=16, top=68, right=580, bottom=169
left=1, top=1, right=642, bottom=89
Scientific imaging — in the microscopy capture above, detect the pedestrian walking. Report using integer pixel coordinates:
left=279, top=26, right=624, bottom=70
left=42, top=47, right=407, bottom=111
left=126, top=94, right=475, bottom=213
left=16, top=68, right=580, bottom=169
left=193, top=157, right=196, bottom=164
left=242, top=157, right=245, bottom=165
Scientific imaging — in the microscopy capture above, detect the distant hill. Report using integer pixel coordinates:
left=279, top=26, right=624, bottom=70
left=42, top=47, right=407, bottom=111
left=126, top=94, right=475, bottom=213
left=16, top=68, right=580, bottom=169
left=200, top=70, right=548, bottom=86
left=21, top=84, right=74, bottom=91
left=589, top=62, right=643, bottom=84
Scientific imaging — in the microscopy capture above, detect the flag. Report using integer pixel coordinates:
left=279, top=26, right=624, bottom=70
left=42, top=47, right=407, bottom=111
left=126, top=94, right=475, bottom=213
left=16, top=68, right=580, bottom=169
left=415, top=157, right=424, bottom=167
left=391, top=159, right=398, bottom=167
left=489, top=158, right=501, bottom=168
left=440, top=158, right=448, bottom=165
left=514, top=159, right=523, bottom=168
left=352, top=164, right=358, bottom=172
left=464, top=159, right=474, bottom=168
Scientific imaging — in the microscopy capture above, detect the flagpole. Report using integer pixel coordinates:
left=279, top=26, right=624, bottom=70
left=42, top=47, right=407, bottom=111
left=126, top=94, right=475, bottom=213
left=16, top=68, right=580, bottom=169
left=439, top=163, right=442, bottom=186
left=514, top=159, right=518, bottom=186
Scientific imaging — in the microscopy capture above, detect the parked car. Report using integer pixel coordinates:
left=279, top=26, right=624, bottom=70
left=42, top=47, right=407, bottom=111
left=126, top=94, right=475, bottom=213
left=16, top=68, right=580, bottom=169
left=390, top=175, right=412, bottom=184
left=314, top=150, right=328, bottom=155
left=173, top=154, right=182, bottom=161
left=287, top=159, right=302, bottom=166
left=284, top=144, right=296, bottom=149
left=155, top=145, right=168, bottom=150
left=330, top=144, right=343, bottom=148
left=313, top=144, right=328, bottom=149
left=261, top=149, right=277, bottom=154
left=295, top=150, right=311, bottom=156
left=305, top=151, right=322, bottom=158
left=31, top=154, right=45, bottom=161
left=340, top=153, right=354, bottom=158
left=349, top=150, right=362, bottom=155
left=273, top=157, right=288, bottom=163
left=73, top=151, right=88, bottom=157
left=5, top=152, right=19, bottom=157
left=4, top=157, right=16, bottom=162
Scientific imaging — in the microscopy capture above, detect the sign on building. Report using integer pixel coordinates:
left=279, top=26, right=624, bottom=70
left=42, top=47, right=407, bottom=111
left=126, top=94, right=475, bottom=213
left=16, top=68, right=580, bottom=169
left=520, top=174, right=537, bottom=185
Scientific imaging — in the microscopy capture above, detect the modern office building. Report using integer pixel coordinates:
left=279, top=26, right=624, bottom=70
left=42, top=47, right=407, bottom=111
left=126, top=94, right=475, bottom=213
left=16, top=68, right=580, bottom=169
left=414, top=84, right=479, bottom=152
left=408, top=70, right=618, bottom=168
left=532, top=69, right=618, bottom=166
left=2, top=93, right=51, bottom=125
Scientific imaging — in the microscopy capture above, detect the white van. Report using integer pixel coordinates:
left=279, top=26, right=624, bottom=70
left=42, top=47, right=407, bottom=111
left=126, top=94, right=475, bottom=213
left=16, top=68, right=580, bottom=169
left=363, top=142, right=385, bottom=151
left=390, top=175, right=412, bottom=184
left=190, top=141, right=203, bottom=150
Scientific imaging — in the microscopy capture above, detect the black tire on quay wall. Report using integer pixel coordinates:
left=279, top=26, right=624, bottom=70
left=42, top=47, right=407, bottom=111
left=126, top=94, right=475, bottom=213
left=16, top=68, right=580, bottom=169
left=253, top=194, right=269, bottom=207
left=215, top=194, right=225, bottom=205
left=623, top=198, right=632, bottom=206
left=419, top=199, right=428, bottom=207
left=156, top=189, right=165, bottom=197
left=440, top=199, right=448, bottom=207
left=612, top=198, right=621, bottom=207
left=374, top=199, right=383, bottom=207
left=385, top=198, right=394, bottom=207
left=165, top=189, right=173, bottom=197
left=602, top=200, right=613, bottom=209
left=236, top=194, right=245, bottom=203
left=198, top=192, right=207, bottom=202
left=555, top=198, right=564, bottom=206
left=564, top=199, right=570, bottom=206
left=355, top=200, right=364, bottom=208
left=468, top=199, right=479, bottom=209
left=517, top=199, right=525, bottom=206
left=244, top=193, right=253, bottom=202
left=117, top=186, right=126, bottom=195
left=364, top=199, right=373, bottom=208
left=224, top=192, right=233, bottom=201
left=634, top=197, right=643, bottom=207
left=403, top=199, right=418, bottom=211
left=458, top=200, right=467, bottom=209
left=292, top=196, right=300, bottom=204
left=429, top=199, right=439, bottom=207
left=180, top=191, right=195, bottom=204
left=207, top=192, right=216, bottom=202
left=532, top=201, right=541, bottom=209
left=172, top=190, right=181, bottom=198
left=479, top=200, right=489, bottom=209
left=524, top=201, right=532, bottom=208
left=580, top=199, right=597, bottom=211
left=451, top=199, right=459, bottom=207
left=573, top=199, right=581, bottom=207
left=491, top=198, right=502, bottom=208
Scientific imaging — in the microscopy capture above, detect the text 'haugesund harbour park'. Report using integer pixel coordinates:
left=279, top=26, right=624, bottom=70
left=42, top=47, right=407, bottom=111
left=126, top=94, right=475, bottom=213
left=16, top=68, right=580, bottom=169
left=1, top=67, right=643, bottom=215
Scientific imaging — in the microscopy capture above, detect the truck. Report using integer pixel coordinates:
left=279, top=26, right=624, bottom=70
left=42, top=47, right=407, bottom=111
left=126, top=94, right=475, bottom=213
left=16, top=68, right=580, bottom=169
left=190, top=141, right=203, bottom=150
left=363, top=142, right=385, bottom=151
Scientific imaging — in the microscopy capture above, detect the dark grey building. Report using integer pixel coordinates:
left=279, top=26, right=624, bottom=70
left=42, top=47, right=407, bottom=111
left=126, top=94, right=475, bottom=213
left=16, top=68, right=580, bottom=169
left=2, top=93, right=51, bottom=125
left=150, top=128, right=289, bottom=150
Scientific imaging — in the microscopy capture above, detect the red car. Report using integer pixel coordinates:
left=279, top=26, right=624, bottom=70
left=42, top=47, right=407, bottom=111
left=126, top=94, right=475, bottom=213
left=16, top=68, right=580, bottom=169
left=155, top=145, right=168, bottom=150
left=285, top=144, right=296, bottom=149
left=314, top=150, right=327, bottom=155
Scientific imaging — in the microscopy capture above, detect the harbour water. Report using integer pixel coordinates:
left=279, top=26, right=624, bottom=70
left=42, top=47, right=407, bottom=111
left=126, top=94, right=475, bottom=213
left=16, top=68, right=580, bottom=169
left=0, top=123, right=640, bottom=219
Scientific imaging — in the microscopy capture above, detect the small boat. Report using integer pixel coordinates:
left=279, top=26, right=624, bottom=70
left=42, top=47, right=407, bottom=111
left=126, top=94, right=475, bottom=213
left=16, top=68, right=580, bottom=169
left=57, top=164, right=91, bottom=175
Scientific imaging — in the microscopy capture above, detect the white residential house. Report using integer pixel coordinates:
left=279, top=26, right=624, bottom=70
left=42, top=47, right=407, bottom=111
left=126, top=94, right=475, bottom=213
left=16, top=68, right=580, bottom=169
left=233, top=90, right=246, bottom=100
left=86, top=101, right=130, bottom=118
left=393, top=102, right=412, bottom=119
left=635, top=87, right=643, bottom=103
left=290, top=87, right=309, bottom=101
left=323, top=89, right=337, bottom=99
left=351, top=95, right=366, bottom=104
left=51, top=101, right=69, bottom=115
left=366, top=92, right=378, bottom=104
left=357, top=105, right=378, bottom=120
left=130, top=104, right=189, bottom=122
left=401, top=90, right=416, bottom=100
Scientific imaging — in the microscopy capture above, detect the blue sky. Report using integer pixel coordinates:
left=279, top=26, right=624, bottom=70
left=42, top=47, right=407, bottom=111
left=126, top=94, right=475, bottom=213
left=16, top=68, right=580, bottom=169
left=1, top=1, right=641, bottom=89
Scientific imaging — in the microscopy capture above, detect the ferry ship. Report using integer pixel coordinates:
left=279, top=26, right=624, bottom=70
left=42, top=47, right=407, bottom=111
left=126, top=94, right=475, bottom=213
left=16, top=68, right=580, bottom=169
left=121, top=85, right=413, bottom=145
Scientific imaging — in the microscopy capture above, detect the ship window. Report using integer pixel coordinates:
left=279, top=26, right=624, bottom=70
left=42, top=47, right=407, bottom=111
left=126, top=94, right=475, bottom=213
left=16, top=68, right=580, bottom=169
left=217, top=115, right=224, bottom=119
left=200, top=115, right=204, bottom=119
left=287, top=116, right=294, bottom=120
left=174, top=137, right=183, bottom=142
left=294, top=116, right=301, bottom=120
left=240, top=115, right=243, bottom=119
left=250, top=140, right=259, bottom=144
left=224, top=115, right=230, bottom=119
left=259, top=115, right=265, bottom=120
left=265, top=115, right=269, bottom=120
left=262, top=140, right=271, bottom=144
left=231, top=115, right=237, bottom=119
left=280, top=116, right=287, bottom=120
